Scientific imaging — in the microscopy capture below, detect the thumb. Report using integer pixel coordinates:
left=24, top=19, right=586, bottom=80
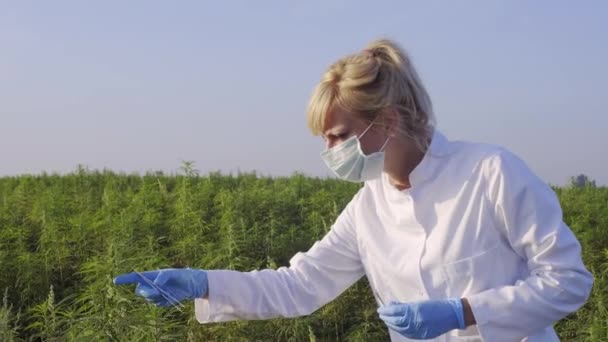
left=135, top=283, right=161, bottom=299
left=377, top=302, right=408, bottom=316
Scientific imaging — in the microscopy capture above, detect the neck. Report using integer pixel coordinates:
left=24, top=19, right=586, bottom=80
left=386, top=138, right=427, bottom=191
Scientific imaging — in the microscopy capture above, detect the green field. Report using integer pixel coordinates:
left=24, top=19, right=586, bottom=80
left=0, top=168, right=606, bottom=341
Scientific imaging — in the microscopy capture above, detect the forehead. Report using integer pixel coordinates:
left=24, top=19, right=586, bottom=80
left=323, top=107, right=358, bottom=134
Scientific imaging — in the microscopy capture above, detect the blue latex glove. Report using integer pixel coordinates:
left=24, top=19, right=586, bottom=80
left=377, top=299, right=465, bottom=339
left=114, top=268, right=208, bottom=307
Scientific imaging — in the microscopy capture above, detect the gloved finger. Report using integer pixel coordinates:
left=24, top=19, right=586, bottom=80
left=114, top=270, right=159, bottom=285
left=384, top=321, right=412, bottom=336
left=151, top=294, right=186, bottom=308
left=379, top=313, right=409, bottom=327
left=377, top=302, right=408, bottom=316
left=114, top=272, right=141, bottom=285
left=135, top=283, right=162, bottom=301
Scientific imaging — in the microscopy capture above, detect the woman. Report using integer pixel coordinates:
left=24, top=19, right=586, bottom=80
left=114, top=39, right=593, bottom=341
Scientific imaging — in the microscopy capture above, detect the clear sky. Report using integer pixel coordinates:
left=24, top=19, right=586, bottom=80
left=1, top=1, right=607, bottom=185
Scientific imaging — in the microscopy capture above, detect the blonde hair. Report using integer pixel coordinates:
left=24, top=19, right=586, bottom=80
left=306, top=38, right=435, bottom=151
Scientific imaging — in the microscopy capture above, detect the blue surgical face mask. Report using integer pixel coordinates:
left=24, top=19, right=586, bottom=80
left=320, top=119, right=390, bottom=182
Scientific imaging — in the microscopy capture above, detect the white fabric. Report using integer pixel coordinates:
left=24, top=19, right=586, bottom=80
left=195, top=130, right=593, bottom=341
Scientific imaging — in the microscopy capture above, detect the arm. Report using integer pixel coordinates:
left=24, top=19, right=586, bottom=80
left=195, top=193, right=365, bottom=323
left=466, top=150, right=593, bottom=340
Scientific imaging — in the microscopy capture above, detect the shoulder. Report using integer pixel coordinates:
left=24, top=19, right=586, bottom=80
left=439, top=134, right=548, bottom=198
left=338, top=183, right=372, bottom=218
left=343, top=177, right=386, bottom=217
left=445, top=136, right=532, bottom=179
left=429, top=134, right=512, bottom=185
left=454, top=140, right=551, bottom=201
left=447, top=137, right=508, bottom=165
left=477, top=146, right=537, bottom=185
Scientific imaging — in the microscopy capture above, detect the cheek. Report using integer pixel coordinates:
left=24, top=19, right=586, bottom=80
left=327, top=136, right=351, bottom=149
left=360, top=134, right=386, bottom=155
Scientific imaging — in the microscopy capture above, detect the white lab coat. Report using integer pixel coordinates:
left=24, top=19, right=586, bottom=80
left=195, top=130, right=593, bottom=341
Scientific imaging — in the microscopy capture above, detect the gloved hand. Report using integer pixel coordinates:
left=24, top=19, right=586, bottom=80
left=114, top=268, right=208, bottom=307
left=377, top=298, right=465, bottom=339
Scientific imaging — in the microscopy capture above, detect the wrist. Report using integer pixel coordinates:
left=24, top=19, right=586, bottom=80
left=447, top=298, right=466, bottom=329
left=190, top=269, right=208, bottom=299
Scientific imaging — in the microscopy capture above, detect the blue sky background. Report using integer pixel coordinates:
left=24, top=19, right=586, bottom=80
left=1, top=1, right=607, bottom=185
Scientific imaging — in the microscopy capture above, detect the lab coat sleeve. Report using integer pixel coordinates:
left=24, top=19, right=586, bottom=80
left=194, top=192, right=365, bottom=323
left=467, top=150, right=594, bottom=340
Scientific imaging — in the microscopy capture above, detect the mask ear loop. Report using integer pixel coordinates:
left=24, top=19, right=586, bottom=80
left=359, top=116, right=391, bottom=153
left=358, top=116, right=379, bottom=139
left=379, top=136, right=391, bottom=152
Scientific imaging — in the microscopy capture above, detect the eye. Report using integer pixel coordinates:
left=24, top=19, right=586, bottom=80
left=336, top=132, right=349, bottom=139
left=322, top=131, right=349, bottom=142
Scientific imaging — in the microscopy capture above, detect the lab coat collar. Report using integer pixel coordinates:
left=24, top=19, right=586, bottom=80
left=426, top=128, right=450, bottom=157
left=382, top=128, right=450, bottom=192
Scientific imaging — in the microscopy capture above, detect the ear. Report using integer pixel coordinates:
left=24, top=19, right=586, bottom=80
left=379, top=108, right=400, bottom=137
